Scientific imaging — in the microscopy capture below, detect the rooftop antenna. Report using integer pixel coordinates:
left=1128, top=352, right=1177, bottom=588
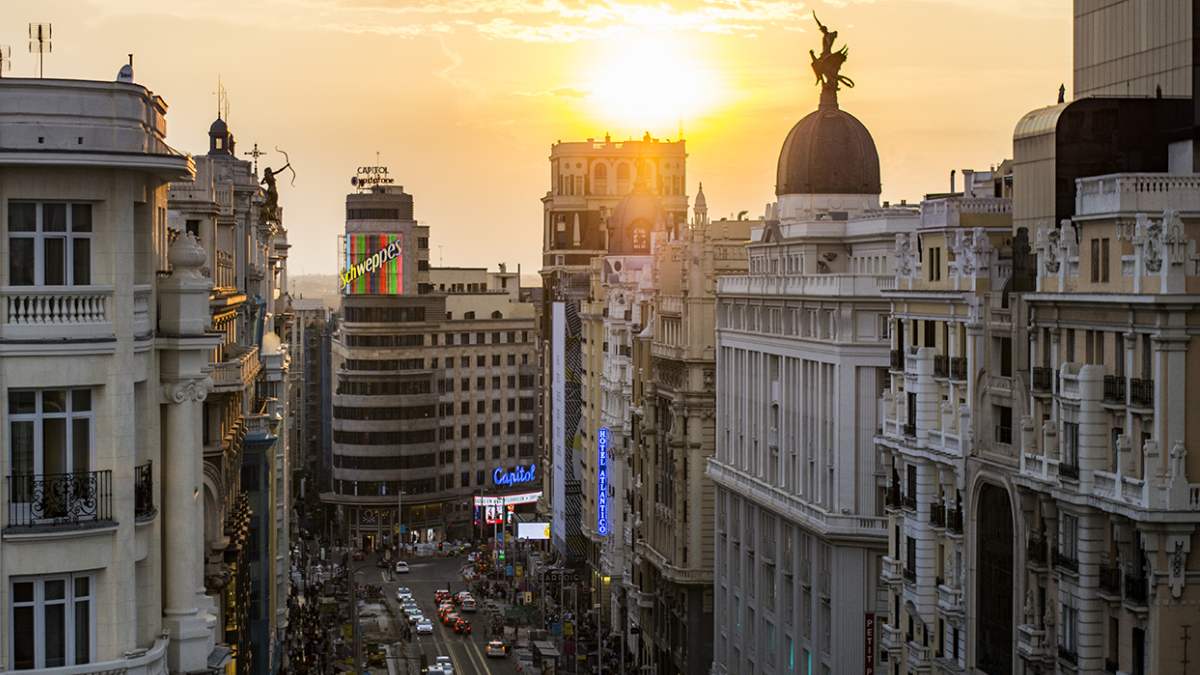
left=438, top=245, right=444, bottom=266
left=244, top=142, right=266, bottom=174
left=214, top=74, right=224, bottom=119
left=28, top=23, right=51, bottom=79
left=0, top=46, right=11, bottom=79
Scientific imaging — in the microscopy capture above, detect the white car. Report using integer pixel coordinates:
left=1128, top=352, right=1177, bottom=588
left=396, top=589, right=413, bottom=602
left=408, top=611, right=424, bottom=624
left=485, top=640, right=506, bottom=658
left=416, top=618, right=434, bottom=635
left=436, top=656, right=454, bottom=674
left=394, top=560, right=410, bottom=573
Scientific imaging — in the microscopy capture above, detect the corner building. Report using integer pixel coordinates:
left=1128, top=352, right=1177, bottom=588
left=326, top=185, right=537, bottom=547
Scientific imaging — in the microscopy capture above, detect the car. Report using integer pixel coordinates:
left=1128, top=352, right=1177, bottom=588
left=394, top=560, right=410, bottom=573
left=454, top=591, right=473, bottom=604
left=442, top=611, right=460, bottom=626
left=416, top=618, right=434, bottom=635
left=485, top=640, right=507, bottom=657
left=436, top=656, right=454, bottom=674
left=408, top=611, right=424, bottom=624
left=460, top=598, right=477, bottom=612
left=396, top=589, right=413, bottom=602
left=396, top=586, right=412, bottom=596
left=453, top=618, right=472, bottom=635
left=434, top=589, right=451, bottom=604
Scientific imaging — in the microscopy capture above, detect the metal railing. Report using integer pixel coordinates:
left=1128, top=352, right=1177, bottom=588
left=950, top=357, right=967, bottom=381
left=1130, top=378, right=1153, bottom=407
left=1103, top=375, right=1126, bottom=404
left=1057, top=645, right=1078, bottom=666
left=6, top=470, right=113, bottom=529
left=903, top=422, right=917, bottom=438
left=1027, top=537, right=1046, bottom=566
left=135, top=461, right=155, bottom=519
left=1054, top=548, right=1079, bottom=573
left=947, top=507, right=963, bottom=534
left=933, top=354, right=948, bottom=378
left=1099, top=562, right=1121, bottom=595
left=930, top=502, right=945, bottom=528
left=1124, top=573, right=1148, bottom=605
left=1031, top=366, right=1053, bottom=393
left=890, top=349, right=904, bottom=371
left=1060, top=462, right=1080, bottom=480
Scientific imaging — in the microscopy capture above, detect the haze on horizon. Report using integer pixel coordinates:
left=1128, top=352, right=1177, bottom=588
left=0, top=0, right=1071, bottom=278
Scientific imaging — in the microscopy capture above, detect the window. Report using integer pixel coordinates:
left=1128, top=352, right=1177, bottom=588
left=1061, top=602, right=1078, bottom=656
left=476, top=470, right=485, bottom=485
left=1066, top=329, right=1075, bottom=362
left=995, top=405, right=1012, bottom=444
left=8, top=202, right=93, bottom=286
left=492, top=446, right=500, bottom=460
left=461, top=471, right=469, bottom=487
left=999, top=337, right=1012, bottom=377
left=460, top=448, right=469, bottom=463
left=8, top=390, right=93, bottom=510
left=11, top=574, right=93, bottom=669
left=476, top=355, right=486, bottom=367
left=507, top=354, right=516, bottom=366
left=476, top=448, right=485, bottom=461
left=1061, top=513, right=1078, bottom=562
left=1091, top=237, right=1111, bottom=283
left=1063, top=422, right=1080, bottom=468
left=928, top=246, right=942, bottom=281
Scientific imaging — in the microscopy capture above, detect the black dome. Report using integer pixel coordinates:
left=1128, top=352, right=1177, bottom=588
left=776, top=105, right=880, bottom=196
left=209, top=117, right=228, bottom=136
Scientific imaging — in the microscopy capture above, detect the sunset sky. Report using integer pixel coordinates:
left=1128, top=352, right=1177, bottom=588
left=2, top=0, right=1071, bottom=278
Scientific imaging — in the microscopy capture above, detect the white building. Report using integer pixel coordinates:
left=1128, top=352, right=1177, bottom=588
left=0, top=75, right=223, bottom=672
left=710, top=53, right=920, bottom=674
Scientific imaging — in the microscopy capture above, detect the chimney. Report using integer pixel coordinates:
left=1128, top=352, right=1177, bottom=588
left=950, top=169, right=956, bottom=194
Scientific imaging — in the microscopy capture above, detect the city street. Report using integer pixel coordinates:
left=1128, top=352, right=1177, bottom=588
left=363, top=553, right=519, bottom=675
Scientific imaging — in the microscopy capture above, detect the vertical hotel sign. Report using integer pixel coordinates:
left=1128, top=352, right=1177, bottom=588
left=597, top=426, right=609, bottom=537
left=340, top=233, right=404, bottom=295
left=864, top=612, right=875, bottom=675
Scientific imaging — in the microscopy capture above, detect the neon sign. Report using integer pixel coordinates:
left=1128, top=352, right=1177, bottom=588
left=597, top=426, right=609, bottom=537
left=493, top=464, right=537, bottom=487
left=340, top=234, right=403, bottom=294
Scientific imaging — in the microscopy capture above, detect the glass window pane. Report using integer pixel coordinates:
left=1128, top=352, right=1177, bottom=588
left=43, top=390, right=66, bottom=413
left=8, top=202, right=37, bottom=232
left=9, top=391, right=36, bottom=415
left=43, top=418, right=67, bottom=475
left=74, top=576, right=89, bottom=597
left=11, top=419, right=34, bottom=473
left=44, top=238, right=66, bottom=285
left=71, top=390, right=91, bottom=412
left=71, top=204, right=92, bottom=232
left=13, top=581, right=34, bottom=603
left=72, top=238, right=90, bottom=285
left=13, top=605, right=34, bottom=669
left=74, top=598, right=91, bottom=664
left=44, top=579, right=66, bottom=600
left=9, top=237, right=35, bottom=286
left=44, top=602, right=66, bottom=667
left=72, top=418, right=90, bottom=473
left=43, top=203, right=67, bottom=232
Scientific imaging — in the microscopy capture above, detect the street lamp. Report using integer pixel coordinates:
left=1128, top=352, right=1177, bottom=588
left=347, top=563, right=375, bottom=674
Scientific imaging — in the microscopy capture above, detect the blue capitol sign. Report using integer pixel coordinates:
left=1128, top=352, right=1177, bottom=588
left=493, top=464, right=537, bottom=487
left=597, top=427, right=609, bottom=537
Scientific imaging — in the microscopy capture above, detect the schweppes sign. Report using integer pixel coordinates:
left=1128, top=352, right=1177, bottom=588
left=340, top=235, right=403, bottom=294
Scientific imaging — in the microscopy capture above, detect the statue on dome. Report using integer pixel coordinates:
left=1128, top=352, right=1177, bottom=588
left=810, top=13, right=855, bottom=92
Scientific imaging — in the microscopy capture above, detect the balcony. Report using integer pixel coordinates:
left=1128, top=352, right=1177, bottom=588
left=717, top=273, right=896, bottom=298
left=882, top=556, right=903, bottom=584
left=1054, top=549, right=1079, bottom=574
left=1058, top=645, right=1078, bottom=666
left=1017, top=623, right=1053, bottom=662
left=1098, top=562, right=1121, bottom=598
left=6, top=470, right=113, bottom=530
left=933, top=354, right=948, bottom=378
left=1031, top=366, right=1053, bottom=394
left=1, top=286, right=115, bottom=341
left=1124, top=573, right=1148, bottom=607
left=890, top=349, right=905, bottom=371
left=902, top=493, right=917, bottom=511
left=1103, top=375, right=1126, bottom=404
left=886, top=483, right=902, bottom=510
left=949, top=356, right=967, bottom=381
left=930, top=502, right=945, bottom=528
left=1075, top=173, right=1200, bottom=217
left=906, top=641, right=931, bottom=667
left=937, top=583, right=963, bottom=617
left=880, top=621, right=903, bottom=652
left=134, top=461, right=155, bottom=520
left=903, top=422, right=917, bottom=438
left=903, top=566, right=916, bottom=582
left=212, top=344, right=261, bottom=392
left=946, top=507, right=963, bottom=534
left=1129, top=378, right=1153, bottom=408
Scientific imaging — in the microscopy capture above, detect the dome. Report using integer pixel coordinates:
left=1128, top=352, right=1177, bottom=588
left=208, top=117, right=228, bottom=137
left=776, top=104, right=880, bottom=196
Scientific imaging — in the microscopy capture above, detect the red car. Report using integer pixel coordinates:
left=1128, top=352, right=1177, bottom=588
left=454, top=618, right=472, bottom=635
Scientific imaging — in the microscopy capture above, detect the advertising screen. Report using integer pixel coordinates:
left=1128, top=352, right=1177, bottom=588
left=517, top=522, right=551, bottom=540
left=340, top=233, right=403, bottom=295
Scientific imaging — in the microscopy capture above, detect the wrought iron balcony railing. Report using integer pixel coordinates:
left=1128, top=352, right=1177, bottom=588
left=1124, top=573, right=1148, bottom=606
left=1060, top=462, right=1080, bottom=480
left=1129, top=378, right=1153, bottom=407
left=1031, top=366, right=1052, bottom=393
left=933, top=354, right=948, bottom=378
left=949, top=357, right=967, bottom=381
left=930, top=502, right=945, bottom=528
left=890, top=349, right=904, bottom=371
left=1098, top=562, right=1121, bottom=595
left=1027, top=536, right=1047, bottom=566
left=6, top=470, right=113, bottom=529
left=1057, top=645, right=1078, bottom=665
left=1054, top=548, right=1079, bottom=573
left=947, top=507, right=963, bottom=534
left=903, top=422, right=917, bottom=437
left=135, top=461, right=155, bottom=519
left=1103, top=375, right=1126, bottom=404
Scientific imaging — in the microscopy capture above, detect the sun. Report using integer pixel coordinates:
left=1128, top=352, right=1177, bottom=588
left=581, top=35, right=722, bottom=132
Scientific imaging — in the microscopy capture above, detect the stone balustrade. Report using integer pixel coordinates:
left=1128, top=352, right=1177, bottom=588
left=1, top=285, right=114, bottom=340
left=1075, top=173, right=1200, bottom=216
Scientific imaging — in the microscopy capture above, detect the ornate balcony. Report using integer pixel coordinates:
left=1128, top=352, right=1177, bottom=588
left=930, top=502, right=945, bottom=528
left=1124, top=572, right=1148, bottom=607
left=1129, top=378, right=1153, bottom=407
left=880, top=621, right=903, bottom=652
left=1031, top=366, right=1053, bottom=393
left=134, top=461, right=155, bottom=520
left=212, top=344, right=261, bottom=393
left=882, top=556, right=903, bottom=584
left=907, top=641, right=931, bottom=668
left=1027, top=536, right=1047, bottom=568
left=1075, top=173, right=1200, bottom=217
left=1017, top=623, right=1053, bottom=662
left=949, top=356, right=967, bottom=381
left=1, top=286, right=115, bottom=341
left=1060, top=462, right=1080, bottom=480
left=6, top=470, right=113, bottom=530
left=1098, top=562, right=1121, bottom=598
left=1054, top=549, right=1079, bottom=573
left=946, top=507, right=963, bottom=534
left=1103, top=375, right=1126, bottom=404
left=890, top=349, right=904, bottom=371
left=937, top=583, right=963, bottom=617
left=933, top=354, right=948, bottom=378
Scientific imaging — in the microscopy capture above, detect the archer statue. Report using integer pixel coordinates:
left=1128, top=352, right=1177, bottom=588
left=810, top=13, right=855, bottom=93
left=260, top=146, right=296, bottom=224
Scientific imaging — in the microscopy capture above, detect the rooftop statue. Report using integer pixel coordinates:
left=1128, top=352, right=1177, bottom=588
left=260, top=146, right=296, bottom=224
left=810, top=13, right=855, bottom=95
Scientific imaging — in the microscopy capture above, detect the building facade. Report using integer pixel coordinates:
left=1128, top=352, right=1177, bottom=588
left=325, top=184, right=538, bottom=547
left=711, top=64, right=921, bottom=674
left=0, top=75, right=222, bottom=673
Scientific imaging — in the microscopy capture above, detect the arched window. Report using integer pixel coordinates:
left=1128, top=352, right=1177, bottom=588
left=594, top=164, right=607, bottom=180
left=464, top=311, right=476, bottom=319
left=616, top=163, right=630, bottom=181
left=491, top=310, right=503, bottom=319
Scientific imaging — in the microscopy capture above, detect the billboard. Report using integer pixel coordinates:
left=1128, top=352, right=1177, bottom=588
left=517, top=522, right=551, bottom=540
left=340, top=233, right=404, bottom=295
left=596, top=426, right=609, bottom=537
left=551, top=303, right=567, bottom=550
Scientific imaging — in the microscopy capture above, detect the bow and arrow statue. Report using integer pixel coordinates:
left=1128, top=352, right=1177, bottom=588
left=260, top=146, right=296, bottom=224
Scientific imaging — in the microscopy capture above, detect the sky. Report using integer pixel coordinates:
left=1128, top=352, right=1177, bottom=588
left=1, top=0, right=1071, bottom=277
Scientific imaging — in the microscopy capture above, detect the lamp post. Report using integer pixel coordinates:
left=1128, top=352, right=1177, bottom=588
left=347, top=564, right=374, bottom=674
left=396, top=490, right=406, bottom=553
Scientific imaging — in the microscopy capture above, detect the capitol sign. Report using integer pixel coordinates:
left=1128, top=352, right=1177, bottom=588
left=493, top=464, right=537, bottom=487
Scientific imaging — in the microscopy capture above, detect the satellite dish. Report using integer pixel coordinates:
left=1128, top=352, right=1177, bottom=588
left=350, top=176, right=359, bottom=187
